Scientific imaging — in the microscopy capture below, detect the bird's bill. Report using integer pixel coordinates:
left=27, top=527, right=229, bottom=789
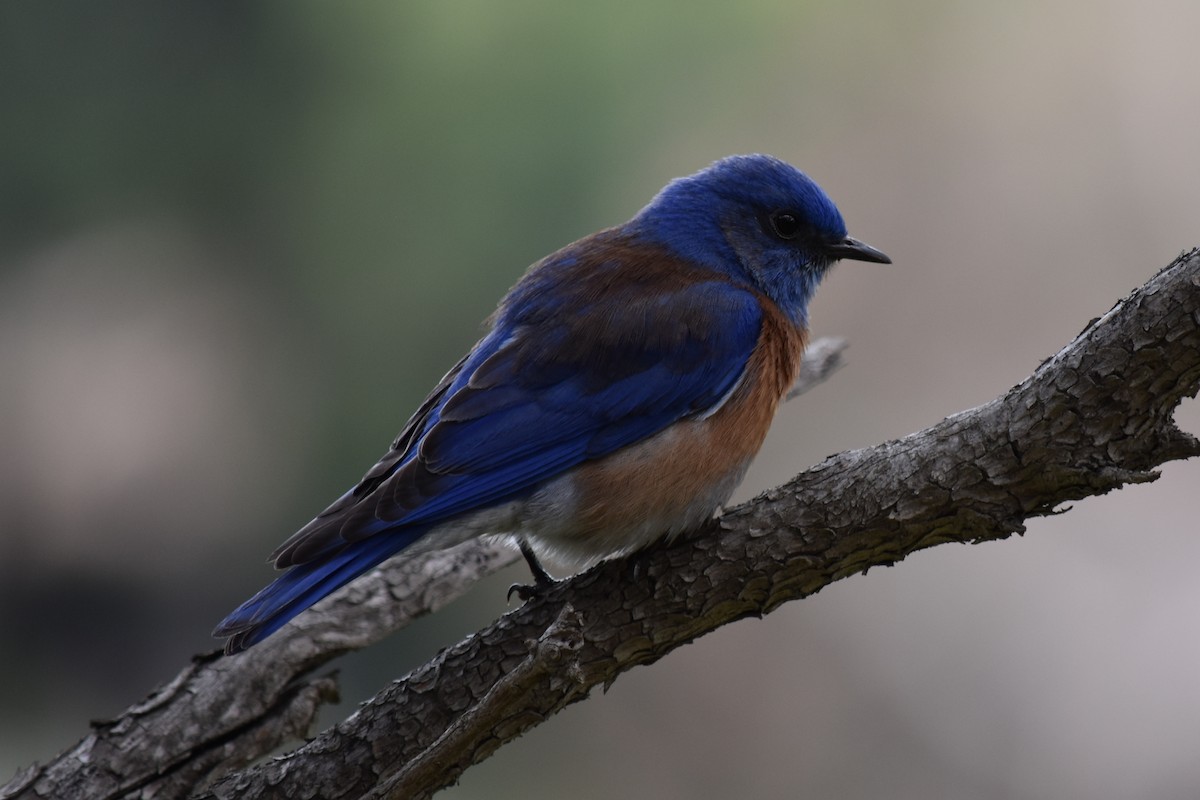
left=827, top=236, right=891, bottom=264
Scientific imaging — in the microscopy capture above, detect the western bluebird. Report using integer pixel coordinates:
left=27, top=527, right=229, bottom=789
left=214, top=154, right=889, bottom=654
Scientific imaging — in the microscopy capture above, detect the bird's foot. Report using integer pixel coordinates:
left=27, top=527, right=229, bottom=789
left=507, top=537, right=559, bottom=603
left=506, top=574, right=560, bottom=603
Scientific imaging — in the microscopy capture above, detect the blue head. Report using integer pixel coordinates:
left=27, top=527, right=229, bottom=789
left=633, top=154, right=889, bottom=325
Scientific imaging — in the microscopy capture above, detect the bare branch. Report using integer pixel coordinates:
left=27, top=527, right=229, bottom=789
left=4, top=251, right=1198, bottom=800
left=0, top=542, right=515, bottom=800
left=1, top=334, right=850, bottom=800
left=787, top=335, right=847, bottom=400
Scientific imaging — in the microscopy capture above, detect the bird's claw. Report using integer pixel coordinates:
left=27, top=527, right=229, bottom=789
left=506, top=575, right=558, bottom=603
left=507, top=581, right=536, bottom=603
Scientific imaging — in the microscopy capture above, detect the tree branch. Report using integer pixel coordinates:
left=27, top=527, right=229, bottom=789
left=1, top=339, right=850, bottom=800
left=5, top=251, right=1198, bottom=800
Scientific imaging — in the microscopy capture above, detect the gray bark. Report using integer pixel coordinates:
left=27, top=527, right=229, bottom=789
left=4, top=249, right=1198, bottom=800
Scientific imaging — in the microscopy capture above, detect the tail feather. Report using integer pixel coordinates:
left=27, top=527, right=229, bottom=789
left=214, top=529, right=424, bottom=654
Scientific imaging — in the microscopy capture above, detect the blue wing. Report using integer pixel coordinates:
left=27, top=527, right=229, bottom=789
left=215, top=240, right=765, bottom=651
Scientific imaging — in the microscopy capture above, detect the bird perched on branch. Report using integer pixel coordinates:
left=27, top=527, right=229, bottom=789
left=214, top=154, right=889, bottom=654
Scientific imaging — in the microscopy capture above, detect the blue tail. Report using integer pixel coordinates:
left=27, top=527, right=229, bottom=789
left=214, top=529, right=425, bottom=654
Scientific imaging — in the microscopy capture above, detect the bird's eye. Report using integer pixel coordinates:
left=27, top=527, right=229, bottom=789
left=768, top=211, right=802, bottom=240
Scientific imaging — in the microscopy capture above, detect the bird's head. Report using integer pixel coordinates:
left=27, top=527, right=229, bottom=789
left=634, top=154, right=889, bottom=325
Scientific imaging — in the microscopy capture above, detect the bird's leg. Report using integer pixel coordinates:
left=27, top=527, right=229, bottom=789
left=507, top=538, right=559, bottom=602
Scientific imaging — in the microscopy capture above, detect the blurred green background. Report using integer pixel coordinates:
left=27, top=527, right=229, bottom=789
left=2, top=2, right=1199, bottom=798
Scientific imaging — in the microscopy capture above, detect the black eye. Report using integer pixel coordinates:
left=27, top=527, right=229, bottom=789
left=768, top=210, right=802, bottom=240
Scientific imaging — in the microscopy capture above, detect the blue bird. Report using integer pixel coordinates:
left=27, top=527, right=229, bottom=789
left=214, top=154, right=889, bottom=654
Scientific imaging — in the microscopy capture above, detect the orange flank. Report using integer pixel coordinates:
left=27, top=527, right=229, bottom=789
left=565, top=295, right=805, bottom=555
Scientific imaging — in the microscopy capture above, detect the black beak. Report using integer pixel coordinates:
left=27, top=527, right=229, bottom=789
left=826, top=236, right=891, bottom=264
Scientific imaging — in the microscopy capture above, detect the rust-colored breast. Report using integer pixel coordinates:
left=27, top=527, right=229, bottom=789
left=554, top=295, right=806, bottom=557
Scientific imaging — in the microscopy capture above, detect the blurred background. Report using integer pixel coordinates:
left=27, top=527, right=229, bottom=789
left=2, top=2, right=1198, bottom=797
